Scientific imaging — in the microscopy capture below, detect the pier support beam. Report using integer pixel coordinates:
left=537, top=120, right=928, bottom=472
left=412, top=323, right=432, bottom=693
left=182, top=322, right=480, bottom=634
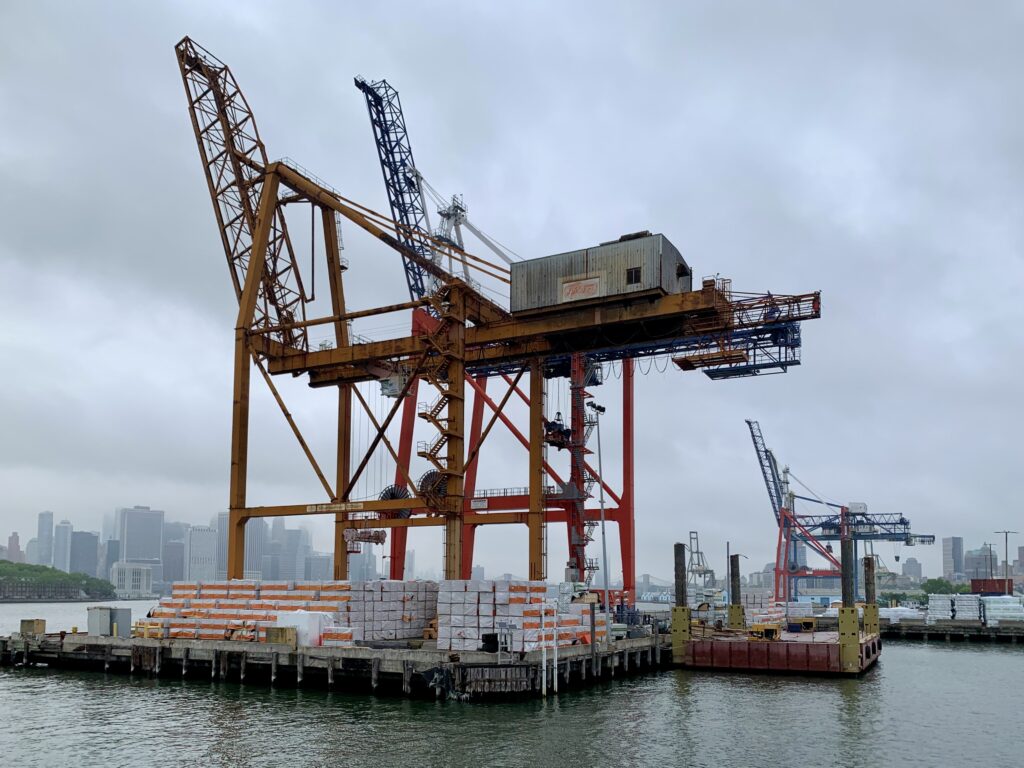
left=672, top=541, right=691, bottom=664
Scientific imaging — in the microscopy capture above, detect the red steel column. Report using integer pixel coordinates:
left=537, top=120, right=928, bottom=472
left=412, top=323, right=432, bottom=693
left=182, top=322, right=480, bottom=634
left=620, top=358, right=636, bottom=600
left=461, top=375, right=488, bottom=578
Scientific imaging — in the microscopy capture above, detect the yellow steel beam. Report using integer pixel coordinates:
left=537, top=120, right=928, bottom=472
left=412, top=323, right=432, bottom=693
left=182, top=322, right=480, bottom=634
left=268, top=284, right=726, bottom=379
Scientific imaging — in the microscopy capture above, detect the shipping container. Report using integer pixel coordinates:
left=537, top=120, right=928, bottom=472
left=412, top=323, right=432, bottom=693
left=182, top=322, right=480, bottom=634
left=510, top=232, right=692, bottom=315
left=970, top=578, right=1014, bottom=595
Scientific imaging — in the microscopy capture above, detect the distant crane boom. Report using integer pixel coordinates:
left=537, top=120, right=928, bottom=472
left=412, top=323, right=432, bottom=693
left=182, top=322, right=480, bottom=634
left=746, top=419, right=785, bottom=523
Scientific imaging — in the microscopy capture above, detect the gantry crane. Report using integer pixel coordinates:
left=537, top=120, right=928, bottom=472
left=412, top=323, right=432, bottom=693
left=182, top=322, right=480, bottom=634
left=175, top=37, right=822, bottom=592
left=745, top=419, right=934, bottom=602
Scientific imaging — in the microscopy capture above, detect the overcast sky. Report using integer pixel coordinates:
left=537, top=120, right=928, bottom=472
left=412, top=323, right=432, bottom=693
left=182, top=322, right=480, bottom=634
left=2, top=1, right=1023, bottom=583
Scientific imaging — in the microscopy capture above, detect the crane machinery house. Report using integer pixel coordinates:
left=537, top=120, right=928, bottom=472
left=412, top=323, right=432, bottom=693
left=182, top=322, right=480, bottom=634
left=509, top=231, right=693, bottom=315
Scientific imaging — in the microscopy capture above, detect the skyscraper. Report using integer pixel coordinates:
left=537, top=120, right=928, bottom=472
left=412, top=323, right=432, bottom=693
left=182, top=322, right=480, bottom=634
left=280, top=529, right=307, bottom=581
left=116, top=506, right=165, bottom=582
left=25, top=538, right=39, bottom=565
left=942, top=537, right=964, bottom=580
left=348, top=545, right=377, bottom=581
left=53, top=521, right=73, bottom=572
left=405, top=549, right=416, bottom=580
left=162, top=540, right=186, bottom=583
left=791, top=540, right=808, bottom=569
left=216, top=512, right=229, bottom=580
left=69, top=531, right=99, bottom=577
left=244, top=518, right=267, bottom=580
left=185, top=526, right=217, bottom=581
left=37, top=511, right=53, bottom=566
left=6, top=533, right=24, bottom=564
left=100, top=539, right=120, bottom=582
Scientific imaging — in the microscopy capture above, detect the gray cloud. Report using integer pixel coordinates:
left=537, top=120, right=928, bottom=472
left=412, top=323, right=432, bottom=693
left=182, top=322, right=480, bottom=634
left=2, top=1, right=1023, bottom=581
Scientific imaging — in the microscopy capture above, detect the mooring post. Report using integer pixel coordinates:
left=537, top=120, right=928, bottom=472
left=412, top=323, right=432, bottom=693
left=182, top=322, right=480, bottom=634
left=402, top=660, right=412, bottom=695
left=104, top=644, right=112, bottom=673
left=327, top=656, right=334, bottom=687
left=727, top=554, right=745, bottom=629
left=240, top=652, right=246, bottom=682
left=672, top=542, right=691, bottom=665
left=371, top=657, right=380, bottom=691
left=182, top=647, right=189, bottom=677
left=271, top=652, right=278, bottom=685
left=211, top=650, right=218, bottom=680
left=838, top=536, right=860, bottom=673
left=297, top=653, right=304, bottom=684
left=863, top=556, right=880, bottom=636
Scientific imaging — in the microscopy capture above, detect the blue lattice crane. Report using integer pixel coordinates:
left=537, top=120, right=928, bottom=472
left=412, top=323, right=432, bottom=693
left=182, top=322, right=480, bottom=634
left=354, top=77, right=437, bottom=301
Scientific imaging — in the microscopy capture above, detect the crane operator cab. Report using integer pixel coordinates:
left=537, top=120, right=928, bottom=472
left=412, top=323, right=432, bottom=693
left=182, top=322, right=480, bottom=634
left=543, top=411, right=573, bottom=450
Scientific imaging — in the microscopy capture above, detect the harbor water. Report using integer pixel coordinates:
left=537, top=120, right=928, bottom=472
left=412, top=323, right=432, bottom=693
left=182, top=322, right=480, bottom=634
left=1, top=603, right=1021, bottom=767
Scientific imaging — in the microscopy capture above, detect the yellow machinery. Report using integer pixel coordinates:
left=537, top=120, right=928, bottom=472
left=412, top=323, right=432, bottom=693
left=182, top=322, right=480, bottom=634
left=749, top=623, right=781, bottom=641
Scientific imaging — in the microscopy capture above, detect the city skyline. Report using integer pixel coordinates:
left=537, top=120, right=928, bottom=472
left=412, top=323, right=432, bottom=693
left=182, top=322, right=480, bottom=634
left=4, top=507, right=1021, bottom=586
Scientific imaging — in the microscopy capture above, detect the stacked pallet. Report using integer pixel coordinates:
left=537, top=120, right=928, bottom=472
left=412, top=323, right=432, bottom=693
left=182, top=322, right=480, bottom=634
left=144, top=579, right=437, bottom=645
left=981, top=595, right=1024, bottom=626
left=746, top=602, right=815, bottom=626
left=436, top=580, right=607, bottom=652
left=926, top=593, right=982, bottom=624
left=347, top=580, right=438, bottom=641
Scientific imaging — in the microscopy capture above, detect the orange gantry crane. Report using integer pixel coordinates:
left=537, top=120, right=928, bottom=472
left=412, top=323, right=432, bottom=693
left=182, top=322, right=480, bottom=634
left=174, top=37, right=821, bottom=591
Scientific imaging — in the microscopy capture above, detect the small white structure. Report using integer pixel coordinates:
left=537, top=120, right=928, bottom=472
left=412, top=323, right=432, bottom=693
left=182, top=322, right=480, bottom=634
left=110, top=562, right=154, bottom=599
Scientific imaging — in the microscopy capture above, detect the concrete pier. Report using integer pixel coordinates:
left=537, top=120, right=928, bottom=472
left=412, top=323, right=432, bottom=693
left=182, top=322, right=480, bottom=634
left=0, top=632, right=670, bottom=700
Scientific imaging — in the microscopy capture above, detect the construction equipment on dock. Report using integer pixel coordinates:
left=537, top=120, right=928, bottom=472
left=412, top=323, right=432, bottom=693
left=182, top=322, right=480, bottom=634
left=745, top=419, right=935, bottom=602
left=175, top=36, right=821, bottom=593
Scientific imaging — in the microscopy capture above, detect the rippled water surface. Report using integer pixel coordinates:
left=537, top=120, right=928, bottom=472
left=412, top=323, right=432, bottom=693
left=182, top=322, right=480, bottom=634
left=1, top=603, right=1021, bottom=767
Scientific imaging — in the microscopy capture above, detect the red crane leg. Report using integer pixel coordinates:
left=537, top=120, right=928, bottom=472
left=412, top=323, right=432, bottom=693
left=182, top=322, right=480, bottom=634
left=388, top=310, right=437, bottom=580
left=461, top=375, right=487, bottom=578
left=389, top=375, right=419, bottom=579
left=619, top=358, right=636, bottom=600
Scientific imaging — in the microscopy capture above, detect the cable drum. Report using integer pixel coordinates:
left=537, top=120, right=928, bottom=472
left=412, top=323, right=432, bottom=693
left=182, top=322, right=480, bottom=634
left=417, top=470, right=448, bottom=499
left=379, top=484, right=411, bottom=518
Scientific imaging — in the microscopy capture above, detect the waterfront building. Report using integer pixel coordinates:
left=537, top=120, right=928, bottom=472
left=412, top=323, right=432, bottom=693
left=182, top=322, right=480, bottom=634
left=116, top=506, right=165, bottom=582
left=69, top=531, right=99, bottom=577
left=6, top=532, right=24, bottom=564
left=185, top=526, right=217, bottom=581
left=901, top=557, right=923, bottom=580
left=964, top=545, right=997, bottom=580
left=53, top=520, right=73, bottom=572
left=110, top=562, right=154, bottom=598
left=36, top=511, right=53, bottom=566
left=942, top=537, right=964, bottom=580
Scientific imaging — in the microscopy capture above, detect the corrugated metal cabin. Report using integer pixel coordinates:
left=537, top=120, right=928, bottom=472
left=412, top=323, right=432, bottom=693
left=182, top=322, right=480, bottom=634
left=510, top=231, right=692, bottom=316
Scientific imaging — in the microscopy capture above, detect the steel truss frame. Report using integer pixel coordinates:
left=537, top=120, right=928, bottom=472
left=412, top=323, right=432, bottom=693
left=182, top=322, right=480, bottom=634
left=176, top=37, right=821, bottom=595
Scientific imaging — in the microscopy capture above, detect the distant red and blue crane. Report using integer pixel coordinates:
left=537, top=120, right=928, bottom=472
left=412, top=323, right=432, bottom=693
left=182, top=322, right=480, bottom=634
left=745, top=419, right=935, bottom=602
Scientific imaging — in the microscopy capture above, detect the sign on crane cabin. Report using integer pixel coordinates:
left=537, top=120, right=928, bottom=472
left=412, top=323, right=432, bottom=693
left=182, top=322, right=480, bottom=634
left=510, top=231, right=693, bottom=316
